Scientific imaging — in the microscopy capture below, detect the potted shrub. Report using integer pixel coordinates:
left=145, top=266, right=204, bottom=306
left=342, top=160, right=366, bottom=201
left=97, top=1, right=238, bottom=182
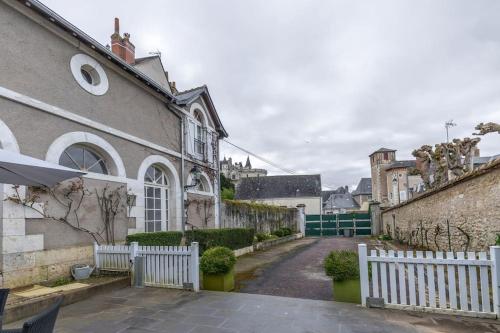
left=200, top=246, right=236, bottom=291
left=324, top=250, right=360, bottom=303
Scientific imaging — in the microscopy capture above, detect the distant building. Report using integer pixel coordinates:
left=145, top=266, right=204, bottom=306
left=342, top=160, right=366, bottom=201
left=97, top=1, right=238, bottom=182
left=370, top=148, right=423, bottom=207
left=220, top=156, right=267, bottom=182
left=322, top=187, right=359, bottom=214
left=370, top=148, right=397, bottom=204
left=235, top=174, right=322, bottom=214
left=352, top=178, right=372, bottom=209
left=385, top=160, right=422, bottom=206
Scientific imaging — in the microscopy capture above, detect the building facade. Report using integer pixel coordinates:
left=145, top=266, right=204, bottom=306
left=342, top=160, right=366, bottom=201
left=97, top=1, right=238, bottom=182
left=235, top=175, right=322, bottom=215
left=322, top=187, right=360, bottom=214
left=352, top=178, right=372, bottom=209
left=0, top=0, right=226, bottom=287
left=220, top=156, right=267, bottom=182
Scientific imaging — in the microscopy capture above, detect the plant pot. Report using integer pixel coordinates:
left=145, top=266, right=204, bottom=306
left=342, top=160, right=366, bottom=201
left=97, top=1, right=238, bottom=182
left=202, top=268, right=234, bottom=291
left=71, top=264, right=94, bottom=280
left=332, top=278, right=361, bottom=304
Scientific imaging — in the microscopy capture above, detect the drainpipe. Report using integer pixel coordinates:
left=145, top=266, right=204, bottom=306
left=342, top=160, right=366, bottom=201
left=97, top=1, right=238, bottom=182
left=180, top=116, right=186, bottom=233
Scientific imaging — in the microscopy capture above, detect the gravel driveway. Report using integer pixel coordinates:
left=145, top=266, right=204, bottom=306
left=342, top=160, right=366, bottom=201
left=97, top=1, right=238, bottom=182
left=237, top=237, right=370, bottom=300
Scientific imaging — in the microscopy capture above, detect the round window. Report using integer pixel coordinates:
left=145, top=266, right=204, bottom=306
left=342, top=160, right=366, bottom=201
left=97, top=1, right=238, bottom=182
left=70, top=54, right=109, bottom=95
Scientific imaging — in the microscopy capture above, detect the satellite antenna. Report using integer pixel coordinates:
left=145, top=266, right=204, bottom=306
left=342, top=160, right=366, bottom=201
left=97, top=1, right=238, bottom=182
left=445, top=119, right=456, bottom=143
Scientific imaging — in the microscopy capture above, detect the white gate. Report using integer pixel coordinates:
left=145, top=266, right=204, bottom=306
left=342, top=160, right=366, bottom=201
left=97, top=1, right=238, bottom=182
left=94, top=242, right=199, bottom=291
left=358, top=244, right=500, bottom=318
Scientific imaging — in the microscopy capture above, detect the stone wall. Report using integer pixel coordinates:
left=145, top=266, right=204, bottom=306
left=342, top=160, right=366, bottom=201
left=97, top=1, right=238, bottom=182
left=381, top=159, right=500, bottom=252
left=220, top=200, right=300, bottom=234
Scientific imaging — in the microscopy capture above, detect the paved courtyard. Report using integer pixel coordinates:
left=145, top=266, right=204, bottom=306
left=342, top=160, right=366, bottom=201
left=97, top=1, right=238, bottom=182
left=237, top=237, right=372, bottom=300
left=6, top=287, right=500, bottom=333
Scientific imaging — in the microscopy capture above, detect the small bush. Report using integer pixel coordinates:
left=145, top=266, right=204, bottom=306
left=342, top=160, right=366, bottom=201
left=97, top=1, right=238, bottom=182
left=185, top=228, right=255, bottom=253
left=324, top=250, right=359, bottom=282
left=126, top=231, right=183, bottom=246
left=496, top=234, right=500, bottom=246
left=255, top=233, right=269, bottom=242
left=200, top=246, right=236, bottom=275
left=280, top=227, right=292, bottom=236
left=378, top=234, right=393, bottom=241
left=272, top=229, right=285, bottom=237
left=51, top=277, right=72, bottom=287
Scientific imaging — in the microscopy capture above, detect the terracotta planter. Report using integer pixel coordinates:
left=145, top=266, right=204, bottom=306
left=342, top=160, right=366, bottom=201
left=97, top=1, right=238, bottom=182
left=332, top=278, right=361, bottom=304
left=202, top=268, right=234, bottom=291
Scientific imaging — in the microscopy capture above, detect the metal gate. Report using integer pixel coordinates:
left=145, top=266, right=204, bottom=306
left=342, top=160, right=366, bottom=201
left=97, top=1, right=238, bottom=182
left=305, top=212, right=371, bottom=237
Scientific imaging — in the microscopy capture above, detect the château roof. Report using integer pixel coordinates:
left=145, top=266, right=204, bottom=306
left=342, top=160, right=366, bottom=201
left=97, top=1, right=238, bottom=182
left=235, top=175, right=322, bottom=200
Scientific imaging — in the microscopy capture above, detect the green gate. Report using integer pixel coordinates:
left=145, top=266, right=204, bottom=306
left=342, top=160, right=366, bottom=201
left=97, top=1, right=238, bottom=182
left=305, top=212, right=371, bottom=237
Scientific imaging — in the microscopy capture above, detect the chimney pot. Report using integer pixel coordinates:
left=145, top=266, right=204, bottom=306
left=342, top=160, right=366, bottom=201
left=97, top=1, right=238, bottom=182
left=114, top=18, right=120, bottom=34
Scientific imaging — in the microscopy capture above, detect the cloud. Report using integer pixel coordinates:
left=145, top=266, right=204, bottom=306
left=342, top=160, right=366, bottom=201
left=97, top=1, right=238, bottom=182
left=42, top=0, right=500, bottom=189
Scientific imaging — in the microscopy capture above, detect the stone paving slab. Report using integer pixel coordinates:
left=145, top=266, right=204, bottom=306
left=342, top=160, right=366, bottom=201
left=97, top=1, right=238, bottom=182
left=5, top=287, right=500, bottom=333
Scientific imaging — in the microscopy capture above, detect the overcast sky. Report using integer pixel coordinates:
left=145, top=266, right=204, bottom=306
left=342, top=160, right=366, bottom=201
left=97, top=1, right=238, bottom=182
left=42, top=0, right=500, bottom=190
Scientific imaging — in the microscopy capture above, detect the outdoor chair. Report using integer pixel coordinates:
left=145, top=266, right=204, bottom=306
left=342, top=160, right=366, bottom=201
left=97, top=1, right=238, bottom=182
left=2, top=296, right=63, bottom=333
left=0, top=289, right=10, bottom=331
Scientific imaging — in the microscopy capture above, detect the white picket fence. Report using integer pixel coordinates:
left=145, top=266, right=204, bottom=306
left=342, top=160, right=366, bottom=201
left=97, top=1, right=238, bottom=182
left=359, top=244, right=500, bottom=318
left=94, top=242, right=200, bottom=291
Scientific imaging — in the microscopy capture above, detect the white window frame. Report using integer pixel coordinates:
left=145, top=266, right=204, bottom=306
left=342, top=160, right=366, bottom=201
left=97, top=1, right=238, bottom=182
left=144, top=165, right=170, bottom=232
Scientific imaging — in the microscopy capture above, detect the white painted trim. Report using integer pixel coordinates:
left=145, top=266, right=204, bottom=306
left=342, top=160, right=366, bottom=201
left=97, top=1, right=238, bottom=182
left=137, top=155, right=182, bottom=231
left=46, top=131, right=126, bottom=178
left=189, top=102, right=215, bottom=131
left=70, top=54, right=109, bottom=96
left=0, top=119, right=20, bottom=153
left=186, top=170, right=214, bottom=196
left=0, top=86, right=183, bottom=160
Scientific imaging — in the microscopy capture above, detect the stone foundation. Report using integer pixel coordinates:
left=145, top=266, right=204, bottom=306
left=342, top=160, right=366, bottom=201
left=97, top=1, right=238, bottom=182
left=1, top=245, right=93, bottom=288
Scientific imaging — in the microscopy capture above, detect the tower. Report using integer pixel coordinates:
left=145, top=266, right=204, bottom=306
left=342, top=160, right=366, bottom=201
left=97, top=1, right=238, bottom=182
left=369, top=148, right=396, bottom=204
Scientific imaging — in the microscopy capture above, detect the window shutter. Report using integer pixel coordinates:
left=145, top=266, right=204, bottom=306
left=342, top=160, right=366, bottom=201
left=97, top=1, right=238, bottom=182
left=186, top=119, right=195, bottom=155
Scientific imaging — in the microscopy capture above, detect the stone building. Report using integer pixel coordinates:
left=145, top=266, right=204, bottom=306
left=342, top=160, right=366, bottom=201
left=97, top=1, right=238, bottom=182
left=370, top=148, right=423, bottom=207
left=235, top=175, right=322, bottom=214
left=352, top=177, right=372, bottom=209
left=385, top=160, right=423, bottom=206
left=370, top=148, right=396, bottom=204
left=220, top=156, right=267, bottom=182
left=0, top=1, right=227, bottom=287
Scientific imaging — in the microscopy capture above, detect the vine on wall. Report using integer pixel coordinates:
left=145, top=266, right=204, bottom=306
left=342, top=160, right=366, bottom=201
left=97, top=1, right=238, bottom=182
left=6, top=179, right=126, bottom=245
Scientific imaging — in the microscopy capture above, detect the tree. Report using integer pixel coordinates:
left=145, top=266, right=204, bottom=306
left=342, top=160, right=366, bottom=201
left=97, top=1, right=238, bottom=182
left=220, top=174, right=235, bottom=200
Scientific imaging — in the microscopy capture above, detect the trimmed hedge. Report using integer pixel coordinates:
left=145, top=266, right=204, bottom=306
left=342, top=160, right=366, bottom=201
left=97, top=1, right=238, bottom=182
left=185, top=228, right=255, bottom=253
left=324, top=250, right=359, bottom=282
left=126, top=231, right=183, bottom=246
left=200, top=246, right=236, bottom=275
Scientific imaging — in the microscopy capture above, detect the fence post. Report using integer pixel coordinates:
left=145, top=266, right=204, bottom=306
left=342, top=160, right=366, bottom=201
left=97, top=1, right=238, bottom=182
left=358, top=243, right=369, bottom=307
left=191, top=242, right=200, bottom=292
left=93, top=242, right=99, bottom=269
left=490, top=246, right=500, bottom=317
left=130, top=242, right=139, bottom=265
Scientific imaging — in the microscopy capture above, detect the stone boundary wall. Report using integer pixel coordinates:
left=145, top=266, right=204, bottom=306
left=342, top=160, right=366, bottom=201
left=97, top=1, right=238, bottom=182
left=381, top=159, right=500, bottom=252
left=220, top=200, right=300, bottom=234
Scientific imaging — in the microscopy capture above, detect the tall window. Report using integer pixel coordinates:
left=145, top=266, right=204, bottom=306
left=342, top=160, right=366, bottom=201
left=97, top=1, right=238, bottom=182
left=144, top=165, right=169, bottom=232
left=59, top=145, right=108, bottom=174
left=193, top=110, right=205, bottom=156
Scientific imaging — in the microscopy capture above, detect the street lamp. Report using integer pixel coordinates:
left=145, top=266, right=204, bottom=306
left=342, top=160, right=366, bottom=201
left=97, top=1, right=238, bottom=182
left=184, top=166, right=202, bottom=190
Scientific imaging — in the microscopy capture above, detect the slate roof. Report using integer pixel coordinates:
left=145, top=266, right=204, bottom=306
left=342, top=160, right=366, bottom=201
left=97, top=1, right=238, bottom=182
left=385, top=160, right=416, bottom=171
left=323, top=193, right=360, bottom=210
left=235, top=175, right=322, bottom=200
left=369, top=147, right=396, bottom=157
left=321, top=187, right=348, bottom=202
left=352, top=178, right=372, bottom=196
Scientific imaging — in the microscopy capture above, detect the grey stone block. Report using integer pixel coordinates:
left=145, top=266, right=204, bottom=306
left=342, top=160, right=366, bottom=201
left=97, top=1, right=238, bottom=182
left=366, top=297, right=385, bottom=308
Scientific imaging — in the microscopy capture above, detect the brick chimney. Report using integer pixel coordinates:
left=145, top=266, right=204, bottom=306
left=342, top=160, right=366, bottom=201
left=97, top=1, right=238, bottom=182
left=110, top=18, right=135, bottom=65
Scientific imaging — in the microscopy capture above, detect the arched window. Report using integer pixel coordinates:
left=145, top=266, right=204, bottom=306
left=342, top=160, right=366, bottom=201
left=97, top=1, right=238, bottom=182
left=144, top=165, right=169, bottom=232
left=59, top=145, right=108, bottom=174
